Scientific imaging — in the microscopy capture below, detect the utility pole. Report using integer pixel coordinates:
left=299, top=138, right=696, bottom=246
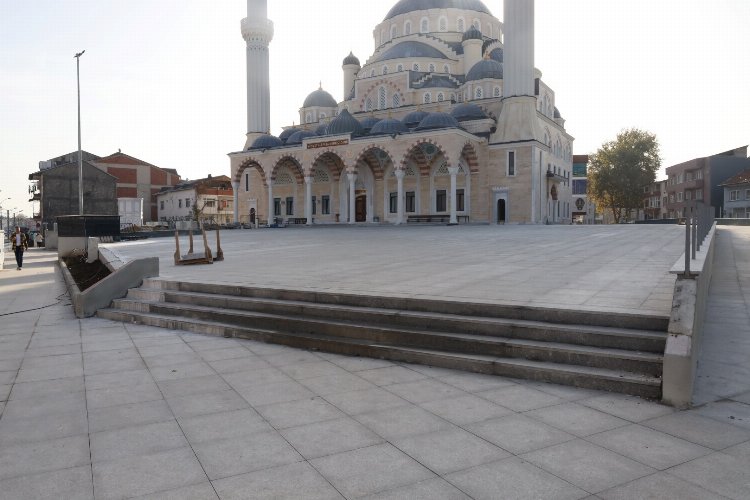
left=75, top=50, right=85, bottom=215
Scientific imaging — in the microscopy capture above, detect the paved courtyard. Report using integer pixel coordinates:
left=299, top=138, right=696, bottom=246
left=105, top=225, right=685, bottom=317
left=1, top=228, right=749, bottom=499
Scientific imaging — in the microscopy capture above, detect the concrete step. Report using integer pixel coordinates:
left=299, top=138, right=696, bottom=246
left=97, top=308, right=661, bottom=399
left=126, top=287, right=667, bottom=353
left=109, top=298, right=664, bottom=376
left=140, top=278, right=669, bottom=331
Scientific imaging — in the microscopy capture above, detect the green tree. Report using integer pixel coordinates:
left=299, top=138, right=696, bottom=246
left=587, top=128, right=661, bottom=223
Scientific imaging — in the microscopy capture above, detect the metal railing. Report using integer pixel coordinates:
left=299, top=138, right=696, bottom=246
left=682, top=203, right=715, bottom=277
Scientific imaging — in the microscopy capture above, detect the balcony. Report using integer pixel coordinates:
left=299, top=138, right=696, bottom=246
left=682, top=178, right=704, bottom=190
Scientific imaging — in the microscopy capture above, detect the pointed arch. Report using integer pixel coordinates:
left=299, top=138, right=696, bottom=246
left=400, top=139, right=451, bottom=176
left=271, top=156, right=304, bottom=184
left=235, top=158, right=268, bottom=187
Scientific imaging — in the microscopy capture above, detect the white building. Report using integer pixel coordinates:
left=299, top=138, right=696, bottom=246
left=156, top=175, right=234, bottom=226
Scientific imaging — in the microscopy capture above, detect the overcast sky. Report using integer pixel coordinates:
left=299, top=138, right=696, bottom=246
left=1, top=0, right=748, bottom=218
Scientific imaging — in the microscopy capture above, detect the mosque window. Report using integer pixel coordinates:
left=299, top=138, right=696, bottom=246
left=397, top=64, right=403, bottom=72
left=286, top=197, right=294, bottom=215
left=437, top=93, right=445, bottom=102
left=475, top=87, right=483, bottom=100
left=436, top=190, right=447, bottom=212
left=382, top=66, right=388, bottom=75
left=274, top=171, right=294, bottom=185
left=365, top=97, right=373, bottom=111
left=405, top=165, right=416, bottom=176
left=392, top=93, right=401, bottom=108
left=320, top=113, right=327, bottom=119
left=507, top=151, right=516, bottom=176
left=406, top=191, right=416, bottom=212
left=423, top=92, right=432, bottom=103
left=404, top=21, right=411, bottom=35
left=450, top=93, right=456, bottom=101
left=420, top=17, right=429, bottom=33
left=428, top=63, right=436, bottom=72
left=457, top=189, right=465, bottom=212
left=379, top=87, right=387, bottom=109
left=370, top=69, right=375, bottom=77
left=436, top=162, right=449, bottom=176
left=305, top=112, right=313, bottom=124
left=413, top=63, right=420, bottom=71
left=457, top=18, right=465, bottom=32
left=245, top=173, right=249, bottom=192
left=390, top=25, right=398, bottom=39
left=472, top=19, right=481, bottom=31
left=493, top=86, right=501, bottom=97
left=443, top=64, right=450, bottom=73
left=313, top=168, right=330, bottom=182
left=389, top=192, right=397, bottom=213
left=273, top=198, right=281, bottom=216
left=439, top=17, right=447, bottom=32
left=322, top=195, right=330, bottom=214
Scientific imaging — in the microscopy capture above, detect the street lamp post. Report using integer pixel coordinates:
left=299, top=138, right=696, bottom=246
left=75, top=50, right=85, bottom=215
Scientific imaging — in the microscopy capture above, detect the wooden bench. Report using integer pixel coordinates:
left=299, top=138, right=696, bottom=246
left=407, top=215, right=450, bottom=224
left=287, top=218, right=308, bottom=225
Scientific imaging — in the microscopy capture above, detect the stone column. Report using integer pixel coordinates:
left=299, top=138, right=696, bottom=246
left=232, top=181, right=240, bottom=224
left=304, top=175, right=313, bottom=225
left=347, top=172, right=357, bottom=224
left=267, top=181, right=274, bottom=224
left=448, top=166, right=459, bottom=225
left=395, top=169, right=405, bottom=225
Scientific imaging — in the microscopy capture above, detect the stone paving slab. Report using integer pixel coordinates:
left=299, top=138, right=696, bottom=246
left=103, top=225, right=685, bottom=316
left=1, top=242, right=749, bottom=499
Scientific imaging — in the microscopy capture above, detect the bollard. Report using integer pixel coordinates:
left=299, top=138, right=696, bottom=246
left=684, top=213, right=691, bottom=276
left=691, top=207, right=697, bottom=260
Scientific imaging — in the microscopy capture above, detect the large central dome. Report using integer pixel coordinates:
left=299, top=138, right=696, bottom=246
left=384, top=0, right=493, bottom=20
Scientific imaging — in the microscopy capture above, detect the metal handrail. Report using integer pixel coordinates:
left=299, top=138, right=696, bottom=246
left=681, top=203, right=715, bottom=277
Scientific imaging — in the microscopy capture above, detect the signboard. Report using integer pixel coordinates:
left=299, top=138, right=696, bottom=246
left=572, top=163, right=587, bottom=177
left=307, top=139, right=349, bottom=149
left=575, top=198, right=585, bottom=211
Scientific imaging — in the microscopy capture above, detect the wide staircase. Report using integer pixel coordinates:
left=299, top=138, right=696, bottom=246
left=97, top=279, right=669, bottom=399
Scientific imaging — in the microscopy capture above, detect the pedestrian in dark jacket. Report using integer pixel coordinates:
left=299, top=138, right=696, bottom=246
left=10, top=226, right=28, bottom=270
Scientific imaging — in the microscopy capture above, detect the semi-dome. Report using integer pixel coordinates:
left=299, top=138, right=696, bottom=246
left=326, top=109, right=364, bottom=136
left=370, top=118, right=409, bottom=136
left=248, top=134, right=283, bottom=151
left=554, top=107, right=562, bottom=119
left=402, top=109, right=429, bottom=128
left=376, top=41, right=448, bottom=62
left=384, top=0, right=492, bottom=21
left=462, top=25, right=483, bottom=42
left=343, top=52, right=360, bottom=66
left=466, top=58, right=503, bottom=81
left=303, top=87, right=337, bottom=108
left=359, top=116, right=381, bottom=133
left=286, top=130, right=317, bottom=145
left=450, top=103, right=488, bottom=122
left=415, top=112, right=460, bottom=131
left=279, top=127, right=301, bottom=143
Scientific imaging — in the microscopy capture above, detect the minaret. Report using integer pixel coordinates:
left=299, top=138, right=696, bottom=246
left=494, top=0, right=540, bottom=142
left=342, top=52, right=361, bottom=102
left=242, top=0, right=274, bottom=149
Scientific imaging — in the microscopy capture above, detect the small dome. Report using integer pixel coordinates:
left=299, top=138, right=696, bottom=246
left=466, top=58, right=503, bottom=81
left=303, top=87, right=337, bottom=108
left=403, top=109, right=430, bottom=128
left=415, top=112, right=460, bottom=131
left=286, top=130, right=317, bottom=145
left=359, top=116, right=381, bottom=133
left=327, top=109, right=364, bottom=136
left=462, top=25, right=483, bottom=42
left=343, top=52, right=360, bottom=66
left=370, top=118, right=409, bottom=136
left=248, top=134, right=283, bottom=151
left=450, top=103, right=488, bottom=122
left=554, top=107, right=562, bottom=119
left=279, top=127, right=301, bottom=143
left=315, top=123, right=329, bottom=135
left=488, top=47, right=503, bottom=63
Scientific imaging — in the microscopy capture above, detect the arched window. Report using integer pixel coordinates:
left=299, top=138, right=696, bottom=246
left=450, top=93, right=456, bottom=101
left=437, top=92, right=445, bottom=102
left=472, top=19, right=481, bottom=31
left=413, top=63, right=420, bottom=71
left=305, top=112, right=313, bottom=124
left=390, top=25, right=398, bottom=39
left=457, top=18, right=465, bottom=32
left=423, top=92, right=432, bottom=104
left=443, top=64, right=450, bottom=73
left=493, top=86, right=501, bottom=97
left=320, top=112, right=327, bottom=119
left=378, top=87, right=387, bottom=109
left=404, top=21, right=411, bottom=35
left=382, top=66, right=388, bottom=75
left=475, top=87, right=483, bottom=99
left=370, top=69, right=375, bottom=77
left=392, top=94, right=401, bottom=108
left=420, top=17, right=429, bottom=33
left=428, top=63, right=436, bottom=72
left=397, top=64, right=403, bottom=72
left=439, top=17, right=447, bottom=32
left=365, top=97, right=373, bottom=111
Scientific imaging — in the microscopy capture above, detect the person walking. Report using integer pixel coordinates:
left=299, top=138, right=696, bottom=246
left=10, top=226, right=28, bottom=270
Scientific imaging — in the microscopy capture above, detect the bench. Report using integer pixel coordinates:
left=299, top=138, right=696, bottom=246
left=407, top=215, right=450, bottom=224
left=287, top=218, right=308, bottom=225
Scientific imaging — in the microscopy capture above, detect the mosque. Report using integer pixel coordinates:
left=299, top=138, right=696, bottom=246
left=229, top=0, right=573, bottom=225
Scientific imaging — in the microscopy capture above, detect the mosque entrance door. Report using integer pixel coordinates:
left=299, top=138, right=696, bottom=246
left=497, top=199, right=506, bottom=224
left=355, top=192, right=367, bottom=222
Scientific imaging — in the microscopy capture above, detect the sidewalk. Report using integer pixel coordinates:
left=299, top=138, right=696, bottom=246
left=0, top=247, right=749, bottom=499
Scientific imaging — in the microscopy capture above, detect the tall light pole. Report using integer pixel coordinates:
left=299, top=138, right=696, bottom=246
left=75, top=50, right=85, bottom=215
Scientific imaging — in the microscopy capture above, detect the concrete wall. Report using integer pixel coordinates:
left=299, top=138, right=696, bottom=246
left=662, top=223, right=717, bottom=407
